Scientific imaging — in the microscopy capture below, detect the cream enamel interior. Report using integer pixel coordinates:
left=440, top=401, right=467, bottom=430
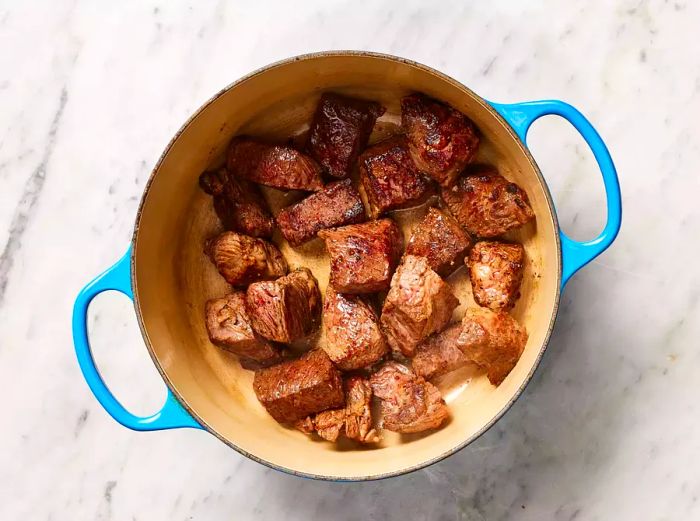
left=132, top=53, right=560, bottom=480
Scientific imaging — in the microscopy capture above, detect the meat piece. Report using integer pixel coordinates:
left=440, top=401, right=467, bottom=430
left=204, top=292, right=282, bottom=366
left=401, top=93, right=480, bottom=187
left=253, top=349, right=344, bottom=423
left=459, top=307, right=528, bottom=386
left=313, top=408, right=346, bottom=442
left=199, top=169, right=275, bottom=238
left=246, top=268, right=322, bottom=343
left=276, top=179, right=366, bottom=246
left=307, top=93, right=385, bottom=178
left=321, top=286, right=388, bottom=370
left=370, top=362, right=449, bottom=433
left=319, top=219, right=402, bottom=294
left=405, top=207, right=472, bottom=276
left=359, top=137, right=433, bottom=218
left=227, top=137, right=324, bottom=192
left=294, top=416, right=315, bottom=434
left=468, top=241, right=525, bottom=311
left=412, top=323, right=469, bottom=380
left=381, top=255, right=459, bottom=357
left=205, top=231, right=287, bottom=286
left=441, top=165, right=535, bottom=238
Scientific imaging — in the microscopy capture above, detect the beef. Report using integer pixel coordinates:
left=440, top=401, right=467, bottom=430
left=412, top=323, right=469, bottom=380
left=227, top=137, right=324, bottom=192
left=459, top=307, right=528, bottom=386
left=307, top=93, right=385, bottom=178
left=321, top=286, right=388, bottom=370
left=205, top=231, right=287, bottom=286
left=441, top=165, right=535, bottom=238
left=246, top=268, right=322, bottom=343
left=276, top=179, right=366, bottom=246
left=253, top=349, right=345, bottom=423
left=204, top=292, right=282, bottom=366
left=359, top=136, right=433, bottom=218
left=370, top=362, right=449, bottom=433
left=319, top=218, right=403, bottom=294
left=468, top=241, right=525, bottom=311
left=401, top=93, right=480, bottom=187
left=312, top=409, right=347, bottom=442
left=405, top=207, right=472, bottom=276
left=381, top=255, right=459, bottom=357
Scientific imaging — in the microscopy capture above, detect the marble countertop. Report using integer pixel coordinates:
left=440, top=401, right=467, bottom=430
left=2, top=1, right=698, bottom=519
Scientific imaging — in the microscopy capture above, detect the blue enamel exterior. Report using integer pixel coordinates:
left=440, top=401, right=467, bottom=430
left=72, top=247, right=201, bottom=431
left=489, top=100, right=622, bottom=287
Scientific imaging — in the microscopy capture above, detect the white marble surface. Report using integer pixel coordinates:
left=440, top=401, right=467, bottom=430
left=1, top=0, right=698, bottom=519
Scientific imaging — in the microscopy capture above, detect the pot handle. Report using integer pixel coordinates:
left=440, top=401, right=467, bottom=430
left=489, top=100, right=622, bottom=288
left=72, top=247, right=201, bottom=431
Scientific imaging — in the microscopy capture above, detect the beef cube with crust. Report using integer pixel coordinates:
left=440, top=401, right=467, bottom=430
left=322, top=286, right=388, bottom=370
left=312, top=409, right=347, bottom=442
left=459, top=307, right=528, bottom=386
left=227, top=137, right=324, bottom=192
left=405, top=207, right=472, bottom=276
left=204, top=292, right=282, bottom=366
left=319, top=218, right=402, bottom=294
left=206, top=231, right=287, bottom=286
left=276, top=179, right=366, bottom=247
left=307, top=93, right=385, bottom=179
left=468, top=241, right=525, bottom=311
left=412, top=323, right=469, bottom=380
left=246, top=268, right=322, bottom=343
left=359, top=137, right=433, bottom=218
left=381, top=255, right=459, bottom=357
left=401, top=93, right=480, bottom=187
left=370, top=362, right=449, bottom=433
left=253, top=349, right=344, bottom=423
left=441, top=165, right=535, bottom=238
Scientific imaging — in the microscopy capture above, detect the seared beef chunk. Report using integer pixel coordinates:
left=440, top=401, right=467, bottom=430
left=441, top=165, right=535, bottom=238
left=405, top=207, right=472, bottom=276
left=204, top=292, right=282, bottom=366
left=468, top=241, right=525, bottom=311
left=359, top=137, right=433, bottom=218
left=459, top=307, right=528, bottom=386
left=370, top=362, right=449, bottom=433
left=307, top=93, right=385, bottom=179
left=401, top=93, right=480, bottom=187
left=312, top=409, right=347, bottom=442
left=227, top=137, right=324, bottom=192
left=319, top=218, right=402, bottom=294
left=253, top=349, right=344, bottom=423
left=206, top=231, right=287, bottom=286
left=246, top=268, right=322, bottom=343
left=381, top=255, right=459, bottom=357
left=198, top=168, right=228, bottom=196
left=276, top=179, right=366, bottom=246
left=322, top=286, right=388, bottom=370
left=412, top=323, right=469, bottom=380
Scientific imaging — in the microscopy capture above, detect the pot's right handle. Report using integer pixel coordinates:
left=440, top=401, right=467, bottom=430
left=489, top=100, right=622, bottom=288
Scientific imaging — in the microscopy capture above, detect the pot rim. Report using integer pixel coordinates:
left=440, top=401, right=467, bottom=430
left=130, top=50, right=562, bottom=481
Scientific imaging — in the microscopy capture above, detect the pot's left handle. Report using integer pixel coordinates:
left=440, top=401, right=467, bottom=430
left=72, top=247, right=201, bottom=431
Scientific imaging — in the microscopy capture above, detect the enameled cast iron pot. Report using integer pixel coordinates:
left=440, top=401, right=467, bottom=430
left=72, top=52, right=621, bottom=481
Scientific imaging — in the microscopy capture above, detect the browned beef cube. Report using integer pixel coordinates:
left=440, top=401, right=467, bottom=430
left=307, top=93, right=385, bottom=179
left=246, top=268, right=322, bottom=343
left=370, top=362, right=449, bottom=433
left=312, top=408, right=346, bottom=442
left=359, top=137, right=433, bottom=218
left=401, top=93, right=480, bottom=187
left=459, top=307, right=528, bottom=386
left=205, top=231, right=288, bottom=286
left=441, top=165, right=535, bottom=238
left=276, top=179, right=366, bottom=246
left=405, top=207, right=472, bottom=276
left=381, top=255, right=459, bottom=357
left=253, top=349, right=344, bottom=423
left=322, top=286, right=388, bottom=370
left=227, top=137, right=324, bottom=192
left=468, top=241, right=525, bottom=311
left=204, top=292, right=282, bottom=366
left=319, top=218, right=403, bottom=294
left=412, top=323, right=469, bottom=380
